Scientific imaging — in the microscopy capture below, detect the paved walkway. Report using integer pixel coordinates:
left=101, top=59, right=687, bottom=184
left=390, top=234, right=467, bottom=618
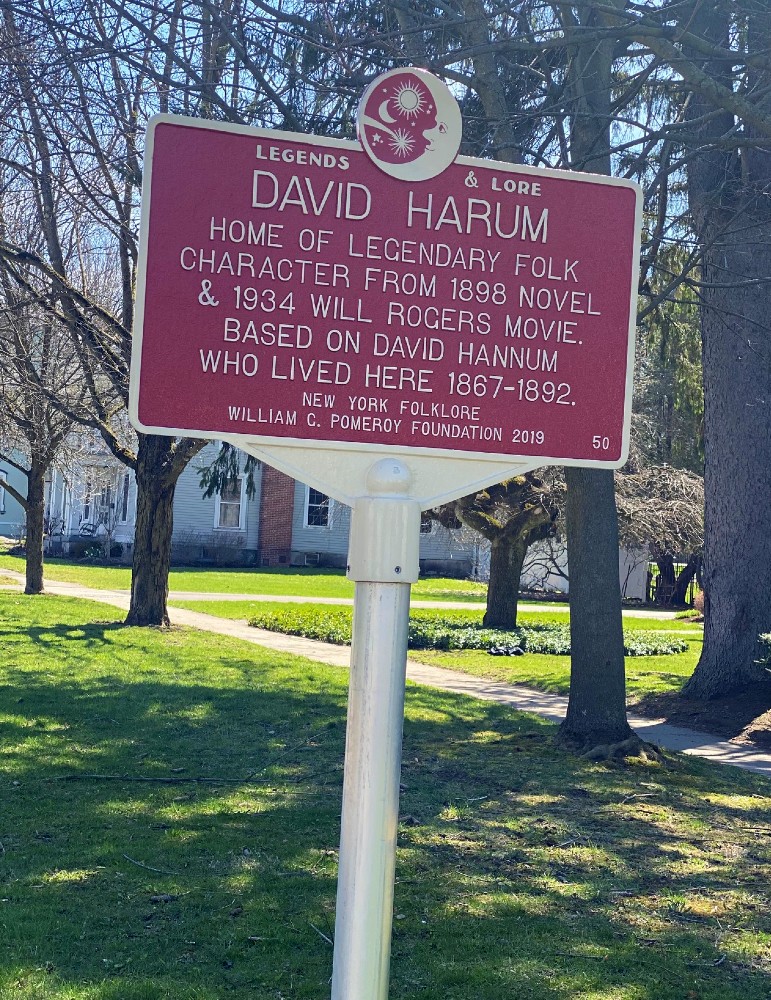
left=166, top=591, right=681, bottom=619
left=3, top=573, right=768, bottom=778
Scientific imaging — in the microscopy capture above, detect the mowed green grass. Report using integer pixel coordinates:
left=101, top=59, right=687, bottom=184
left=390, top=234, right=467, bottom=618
left=170, top=600, right=701, bottom=699
left=410, top=645, right=702, bottom=699
left=169, top=600, right=693, bottom=632
left=1, top=592, right=766, bottom=1000
left=0, top=553, right=491, bottom=603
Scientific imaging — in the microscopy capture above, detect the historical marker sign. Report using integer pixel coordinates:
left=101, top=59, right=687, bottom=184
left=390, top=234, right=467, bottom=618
left=129, top=79, right=644, bottom=1000
left=130, top=114, right=641, bottom=470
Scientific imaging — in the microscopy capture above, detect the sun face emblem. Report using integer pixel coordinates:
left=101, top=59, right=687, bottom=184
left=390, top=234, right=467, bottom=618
left=393, top=82, right=426, bottom=118
left=358, top=68, right=462, bottom=180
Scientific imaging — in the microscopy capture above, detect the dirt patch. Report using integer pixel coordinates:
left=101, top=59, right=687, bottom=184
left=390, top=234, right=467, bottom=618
left=630, top=678, right=771, bottom=749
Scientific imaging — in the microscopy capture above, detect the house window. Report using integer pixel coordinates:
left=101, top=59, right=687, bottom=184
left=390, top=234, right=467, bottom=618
left=215, top=477, right=244, bottom=529
left=98, top=485, right=113, bottom=525
left=420, top=512, right=434, bottom=534
left=120, top=473, right=130, bottom=522
left=305, top=488, right=331, bottom=528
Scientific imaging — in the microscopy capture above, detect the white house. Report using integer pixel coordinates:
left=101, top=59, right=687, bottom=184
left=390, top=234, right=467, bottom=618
left=0, top=459, right=26, bottom=540
left=44, top=443, right=478, bottom=576
left=37, top=441, right=648, bottom=599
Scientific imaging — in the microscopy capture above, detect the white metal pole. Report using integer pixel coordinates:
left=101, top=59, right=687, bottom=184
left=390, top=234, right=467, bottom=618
left=331, top=580, right=410, bottom=999
left=331, top=459, right=422, bottom=1000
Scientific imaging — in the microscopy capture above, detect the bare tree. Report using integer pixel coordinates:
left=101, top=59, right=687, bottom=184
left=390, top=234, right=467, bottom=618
left=0, top=3, right=207, bottom=623
left=0, top=178, right=84, bottom=593
left=0, top=301, right=80, bottom=593
left=0, top=0, right=383, bottom=624
left=616, top=465, right=704, bottom=607
left=521, top=534, right=570, bottom=594
left=433, top=473, right=560, bottom=628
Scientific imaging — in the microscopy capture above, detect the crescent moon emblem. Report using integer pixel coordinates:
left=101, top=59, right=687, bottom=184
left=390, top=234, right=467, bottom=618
left=379, top=99, right=397, bottom=124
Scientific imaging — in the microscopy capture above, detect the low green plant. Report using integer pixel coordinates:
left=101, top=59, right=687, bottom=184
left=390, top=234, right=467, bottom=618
left=757, top=633, right=771, bottom=668
left=410, top=644, right=702, bottom=698
left=246, top=604, right=688, bottom=656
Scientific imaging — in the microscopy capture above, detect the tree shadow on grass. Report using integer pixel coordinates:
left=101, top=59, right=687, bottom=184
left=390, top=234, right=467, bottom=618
left=0, top=596, right=130, bottom=651
left=1, top=613, right=770, bottom=998
left=0, top=620, right=128, bottom=650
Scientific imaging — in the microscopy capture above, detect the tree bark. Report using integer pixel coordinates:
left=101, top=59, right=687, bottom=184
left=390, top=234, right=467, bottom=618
left=557, top=0, right=633, bottom=748
left=682, top=237, right=771, bottom=697
left=672, top=555, right=700, bottom=607
left=125, top=434, right=178, bottom=627
left=655, top=554, right=676, bottom=606
left=483, top=534, right=528, bottom=628
left=680, top=1, right=771, bottom=698
left=653, top=554, right=699, bottom=607
left=558, top=467, right=633, bottom=747
left=24, top=462, right=46, bottom=595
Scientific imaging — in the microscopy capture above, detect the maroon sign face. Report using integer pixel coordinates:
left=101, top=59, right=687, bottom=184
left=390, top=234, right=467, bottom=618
left=130, top=116, right=641, bottom=466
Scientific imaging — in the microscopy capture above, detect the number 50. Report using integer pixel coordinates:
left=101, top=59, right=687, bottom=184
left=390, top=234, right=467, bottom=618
left=592, top=435, right=610, bottom=450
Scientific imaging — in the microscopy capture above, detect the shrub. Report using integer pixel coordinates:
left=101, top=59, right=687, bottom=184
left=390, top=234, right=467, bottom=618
left=247, top=605, right=689, bottom=657
left=757, top=634, right=771, bottom=670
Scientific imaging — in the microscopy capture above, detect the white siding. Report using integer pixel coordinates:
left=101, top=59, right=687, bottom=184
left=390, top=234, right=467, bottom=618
left=476, top=538, right=648, bottom=601
left=173, top=444, right=262, bottom=553
left=290, top=482, right=351, bottom=562
left=0, top=461, right=26, bottom=538
left=287, top=482, right=478, bottom=571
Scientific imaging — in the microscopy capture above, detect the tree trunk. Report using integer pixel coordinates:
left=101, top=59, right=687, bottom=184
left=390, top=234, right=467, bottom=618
left=557, top=0, right=633, bottom=749
left=682, top=237, right=771, bottom=697
left=672, top=555, right=700, bottom=607
left=483, top=534, right=527, bottom=629
left=24, top=463, right=45, bottom=595
left=653, top=555, right=699, bottom=608
left=679, top=2, right=771, bottom=697
left=125, top=434, right=177, bottom=627
left=558, top=467, right=633, bottom=748
left=654, top=554, right=676, bottom=606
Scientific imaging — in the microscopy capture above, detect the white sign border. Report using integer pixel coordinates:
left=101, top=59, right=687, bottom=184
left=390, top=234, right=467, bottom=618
left=129, top=114, right=642, bottom=505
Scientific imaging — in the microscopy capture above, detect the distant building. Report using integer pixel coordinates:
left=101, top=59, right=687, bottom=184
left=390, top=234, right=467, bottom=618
left=44, top=443, right=477, bottom=577
left=32, top=442, right=647, bottom=599
left=0, top=460, right=26, bottom=540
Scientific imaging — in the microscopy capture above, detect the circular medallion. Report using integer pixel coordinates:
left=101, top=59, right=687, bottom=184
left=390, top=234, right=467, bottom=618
left=357, top=68, right=462, bottom=181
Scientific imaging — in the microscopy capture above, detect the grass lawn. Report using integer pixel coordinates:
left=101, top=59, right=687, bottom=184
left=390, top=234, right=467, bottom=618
left=410, top=645, right=702, bottom=699
left=1, top=592, right=766, bottom=999
left=169, top=600, right=695, bottom=632
left=169, top=600, right=702, bottom=699
left=0, top=553, right=492, bottom=603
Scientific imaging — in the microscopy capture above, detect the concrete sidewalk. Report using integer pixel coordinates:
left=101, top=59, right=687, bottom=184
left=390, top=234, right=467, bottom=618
left=3, top=573, right=768, bottom=778
left=155, top=590, right=682, bottom=620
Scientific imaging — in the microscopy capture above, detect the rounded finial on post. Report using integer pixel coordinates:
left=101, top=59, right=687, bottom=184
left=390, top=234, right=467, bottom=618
left=365, top=458, right=413, bottom=496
